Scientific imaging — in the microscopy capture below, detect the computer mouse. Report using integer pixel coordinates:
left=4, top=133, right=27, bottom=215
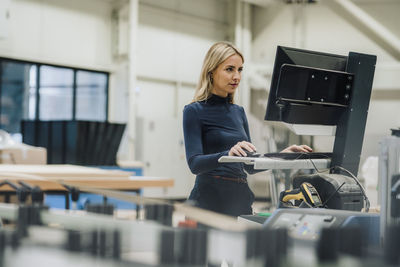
left=244, top=149, right=261, bottom=157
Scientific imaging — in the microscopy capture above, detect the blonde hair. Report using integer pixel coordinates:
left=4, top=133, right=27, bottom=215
left=192, top=41, right=244, bottom=104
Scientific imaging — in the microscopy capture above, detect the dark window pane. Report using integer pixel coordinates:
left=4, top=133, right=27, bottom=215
left=76, top=71, right=107, bottom=121
left=0, top=61, right=35, bottom=133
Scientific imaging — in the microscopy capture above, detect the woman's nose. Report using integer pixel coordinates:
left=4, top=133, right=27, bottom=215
left=233, top=71, right=241, bottom=80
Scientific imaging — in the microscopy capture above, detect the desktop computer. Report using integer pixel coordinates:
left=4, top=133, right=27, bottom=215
left=264, top=46, right=376, bottom=212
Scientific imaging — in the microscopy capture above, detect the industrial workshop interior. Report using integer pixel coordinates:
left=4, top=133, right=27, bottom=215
left=0, top=0, right=400, bottom=266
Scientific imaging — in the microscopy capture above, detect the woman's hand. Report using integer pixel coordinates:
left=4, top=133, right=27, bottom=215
left=281, top=144, right=313, bottom=153
left=229, top=141, right=257, bottom=156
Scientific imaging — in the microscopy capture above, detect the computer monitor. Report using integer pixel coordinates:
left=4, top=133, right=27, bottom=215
left=265, top=46, right=354, bottom=125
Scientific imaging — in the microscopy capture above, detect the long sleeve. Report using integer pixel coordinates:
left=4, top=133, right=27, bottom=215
left=183, top=105, right=229, bottom=175
left=241, top=107, right=264, bottom=174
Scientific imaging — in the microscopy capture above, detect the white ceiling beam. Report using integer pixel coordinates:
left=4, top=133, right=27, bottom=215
left=321, top=0, right=400, bottom=61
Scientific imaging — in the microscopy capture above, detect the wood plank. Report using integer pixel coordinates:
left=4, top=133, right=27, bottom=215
left=0, top=164, right=174, bottom=191
left=0, top=164, right=132, bottom=177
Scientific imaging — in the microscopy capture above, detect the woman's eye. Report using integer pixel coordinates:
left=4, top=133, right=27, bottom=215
left=238, top=68, right=243, bottom=72
left=226, top=67, right=233, bottom=71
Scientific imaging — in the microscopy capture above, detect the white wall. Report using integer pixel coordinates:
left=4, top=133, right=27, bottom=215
left=137, top=0, right=229, bottom=84
left=0, top=0, right=114, bottom=71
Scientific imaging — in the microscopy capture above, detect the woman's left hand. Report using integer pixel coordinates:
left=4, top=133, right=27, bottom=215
left=281, top=144, right=313, bottom=153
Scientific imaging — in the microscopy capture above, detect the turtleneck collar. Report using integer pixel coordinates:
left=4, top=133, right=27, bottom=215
left=206, top=94, right=231, bottom=105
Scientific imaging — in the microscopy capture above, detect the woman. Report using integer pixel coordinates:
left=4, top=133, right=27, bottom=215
left=182, top=41, right=311, bottom=217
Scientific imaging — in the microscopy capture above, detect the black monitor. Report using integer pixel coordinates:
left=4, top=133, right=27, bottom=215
left=265, top=46, right=355, bottom=125
left=264, top=45, right=376, bottom=177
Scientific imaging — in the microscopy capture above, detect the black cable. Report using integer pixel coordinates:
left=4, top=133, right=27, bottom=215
left=292, top=152, right=320, bottom=172
left=321, top=182, right=346, bottom=208
left=308, top=158, right=325, bottom=174
left=331, top=165, right=370, bottom=213
left=292, top=152, right=330, bottom=174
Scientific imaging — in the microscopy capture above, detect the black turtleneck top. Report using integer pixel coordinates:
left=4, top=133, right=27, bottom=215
left=183, top=94, right=255, bottom=179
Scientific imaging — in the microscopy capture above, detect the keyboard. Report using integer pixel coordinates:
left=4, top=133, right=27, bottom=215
left=263, top=152, right=332, bottom=160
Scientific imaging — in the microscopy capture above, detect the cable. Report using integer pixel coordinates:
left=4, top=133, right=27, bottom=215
left=307, top=158, right=330, bottom=174
left=321, top=182, right=346, bottom=208
left=331, top=165, right=370, bottom=213
left=292, top=152, right=330, bottom=174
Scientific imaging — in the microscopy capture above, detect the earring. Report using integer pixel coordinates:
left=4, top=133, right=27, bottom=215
left=209, top=73, right=213, bottom=83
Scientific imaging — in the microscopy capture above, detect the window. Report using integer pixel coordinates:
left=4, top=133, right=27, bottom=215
left=0, top=58, right=109, bottom=133
left=76, top=70, right=107, bottom=121
left=39, top=65, right=74, bottom=120
left=0, top=61, right=34, bottom=133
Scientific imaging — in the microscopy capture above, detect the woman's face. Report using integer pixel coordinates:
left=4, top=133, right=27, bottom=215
left=211, top=54, right=243, bottom=98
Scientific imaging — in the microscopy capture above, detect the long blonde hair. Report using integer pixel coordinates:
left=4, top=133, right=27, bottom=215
left=192, top=41, right=244, bottom=104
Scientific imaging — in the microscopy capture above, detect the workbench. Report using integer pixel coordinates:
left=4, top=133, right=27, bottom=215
left=0, top=164, right=174, bottom=209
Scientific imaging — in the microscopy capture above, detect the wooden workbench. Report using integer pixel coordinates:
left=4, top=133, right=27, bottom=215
left=0, top=164, right=174, bottom=191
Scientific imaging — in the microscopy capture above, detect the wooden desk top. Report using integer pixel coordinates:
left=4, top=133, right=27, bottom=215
left=0, top=164, right=174, bottom=191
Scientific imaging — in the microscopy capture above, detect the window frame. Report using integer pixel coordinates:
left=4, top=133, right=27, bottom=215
left=0, top=57, right=109, bottom=126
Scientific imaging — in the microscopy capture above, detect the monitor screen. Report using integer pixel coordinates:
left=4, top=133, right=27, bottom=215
left=264, top=46, right=354, bottom=126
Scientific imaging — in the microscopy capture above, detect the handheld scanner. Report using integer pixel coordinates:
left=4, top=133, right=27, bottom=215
left=300, top=182, right=322, bottom=207
left=280, top=182, right=322, bottom=207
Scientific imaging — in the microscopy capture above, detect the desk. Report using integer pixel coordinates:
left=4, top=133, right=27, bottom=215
left=0, top=164, right=174, bottom=209
left=218, top=156, right=330, bottom=170
left=218, top=156, right=330, bottom=207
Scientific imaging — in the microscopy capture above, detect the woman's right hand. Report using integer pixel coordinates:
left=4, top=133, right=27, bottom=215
left=229, top=141, right=257, bottom=156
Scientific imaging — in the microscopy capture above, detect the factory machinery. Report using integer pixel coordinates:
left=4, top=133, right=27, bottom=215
left=0, top=176, right=399, bottom=267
